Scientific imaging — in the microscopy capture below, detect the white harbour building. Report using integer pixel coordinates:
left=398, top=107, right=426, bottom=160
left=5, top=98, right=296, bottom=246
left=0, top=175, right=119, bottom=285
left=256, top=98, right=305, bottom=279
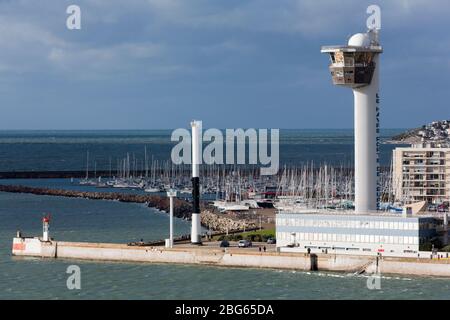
left=276, top=211, right=437, bottom=257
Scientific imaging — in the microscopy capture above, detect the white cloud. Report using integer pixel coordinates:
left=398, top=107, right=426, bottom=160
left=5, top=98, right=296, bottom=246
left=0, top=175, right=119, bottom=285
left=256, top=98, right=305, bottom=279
left=0, top=0, right=450, bottom=78
left=199, top=39, right=255, bottom=55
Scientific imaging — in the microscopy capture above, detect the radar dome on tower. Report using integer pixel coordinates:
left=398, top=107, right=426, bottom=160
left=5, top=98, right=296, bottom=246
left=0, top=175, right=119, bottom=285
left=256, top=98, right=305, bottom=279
left=348, top=33, right=371, bottom=47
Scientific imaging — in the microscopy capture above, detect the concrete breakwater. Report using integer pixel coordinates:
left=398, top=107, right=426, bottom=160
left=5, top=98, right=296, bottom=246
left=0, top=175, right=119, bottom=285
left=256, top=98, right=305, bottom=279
left=12, top=237, right=450, bottom=277
left=0, top=171, right=113, bottom=179
left=0, top=185, right=253, bottom=233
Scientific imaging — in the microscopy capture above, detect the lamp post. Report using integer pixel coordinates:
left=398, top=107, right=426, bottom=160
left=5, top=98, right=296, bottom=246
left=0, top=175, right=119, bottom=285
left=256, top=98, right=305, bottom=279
left=167, top=189, right=177, bottom=248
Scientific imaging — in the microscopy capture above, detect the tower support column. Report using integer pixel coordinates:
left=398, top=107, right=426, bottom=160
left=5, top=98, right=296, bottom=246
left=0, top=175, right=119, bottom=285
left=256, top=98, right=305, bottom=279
left=353, top=54, right=380, bottom=212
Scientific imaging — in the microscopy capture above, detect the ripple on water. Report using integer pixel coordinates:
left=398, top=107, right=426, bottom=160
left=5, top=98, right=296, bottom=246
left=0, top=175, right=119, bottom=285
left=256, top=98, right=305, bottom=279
left=1, top=192, right=450, bottom=299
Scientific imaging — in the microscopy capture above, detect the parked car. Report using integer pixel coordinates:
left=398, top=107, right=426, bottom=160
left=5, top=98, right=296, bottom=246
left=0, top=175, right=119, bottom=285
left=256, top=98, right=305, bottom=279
left=438, top=203, right=449, bottom=212
left=267, top=238, right=276, bottom=244
left=238, top=239, right=252, bottom=248
left=220, top=240, right=230, bottom=248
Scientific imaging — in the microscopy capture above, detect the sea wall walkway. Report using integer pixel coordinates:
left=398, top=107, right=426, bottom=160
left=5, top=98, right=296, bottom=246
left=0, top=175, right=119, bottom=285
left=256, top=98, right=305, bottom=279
left=11, top=237, right=450, bottom=277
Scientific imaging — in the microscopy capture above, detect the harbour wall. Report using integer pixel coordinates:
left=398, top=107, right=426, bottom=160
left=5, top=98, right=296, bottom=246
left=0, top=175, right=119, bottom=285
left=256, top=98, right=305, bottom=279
left=11, top=238, right=450, bottom=277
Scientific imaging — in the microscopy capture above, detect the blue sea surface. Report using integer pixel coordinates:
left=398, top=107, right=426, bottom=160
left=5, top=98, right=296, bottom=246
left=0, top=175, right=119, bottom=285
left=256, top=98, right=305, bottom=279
left=0, top=129, right=407, bottom=171
left=2, top=129, right=446, bottom=300
left=0, top=191, right=449, bottom=300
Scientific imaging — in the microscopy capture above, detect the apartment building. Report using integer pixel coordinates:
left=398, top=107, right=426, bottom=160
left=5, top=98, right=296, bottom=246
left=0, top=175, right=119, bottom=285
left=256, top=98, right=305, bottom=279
left=392, top=144, right=450, bottom=204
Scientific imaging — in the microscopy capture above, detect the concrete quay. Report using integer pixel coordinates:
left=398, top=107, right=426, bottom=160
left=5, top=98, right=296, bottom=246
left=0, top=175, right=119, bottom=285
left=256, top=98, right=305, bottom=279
left=11, top=237, right=450, bottom=277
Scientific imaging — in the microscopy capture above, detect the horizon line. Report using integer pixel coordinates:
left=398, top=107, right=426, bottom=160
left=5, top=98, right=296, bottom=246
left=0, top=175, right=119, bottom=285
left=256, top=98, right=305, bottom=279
left=0, top=127, right=411, bottom=131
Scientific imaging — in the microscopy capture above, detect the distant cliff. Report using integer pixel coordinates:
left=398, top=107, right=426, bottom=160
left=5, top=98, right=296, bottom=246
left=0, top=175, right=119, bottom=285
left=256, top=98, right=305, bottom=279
left=390, top=120, right=450, bottom=144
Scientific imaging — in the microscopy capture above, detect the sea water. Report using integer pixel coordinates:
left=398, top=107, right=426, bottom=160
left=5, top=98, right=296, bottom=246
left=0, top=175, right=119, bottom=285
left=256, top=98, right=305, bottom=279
left=0, top=192, right=449, bottom=300
left=1, top=130, right=449, bottom=300
left=0, top=129, right=407, bottom=171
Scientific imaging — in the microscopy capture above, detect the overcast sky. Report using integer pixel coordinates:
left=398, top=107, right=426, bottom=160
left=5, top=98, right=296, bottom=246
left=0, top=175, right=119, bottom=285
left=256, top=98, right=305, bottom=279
left=0, top=0, right=449, bottom=130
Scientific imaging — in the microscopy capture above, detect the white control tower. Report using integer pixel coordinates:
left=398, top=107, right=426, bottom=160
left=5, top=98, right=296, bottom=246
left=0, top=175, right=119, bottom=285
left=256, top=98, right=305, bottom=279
left=321, top=22, right=382, bottom=213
